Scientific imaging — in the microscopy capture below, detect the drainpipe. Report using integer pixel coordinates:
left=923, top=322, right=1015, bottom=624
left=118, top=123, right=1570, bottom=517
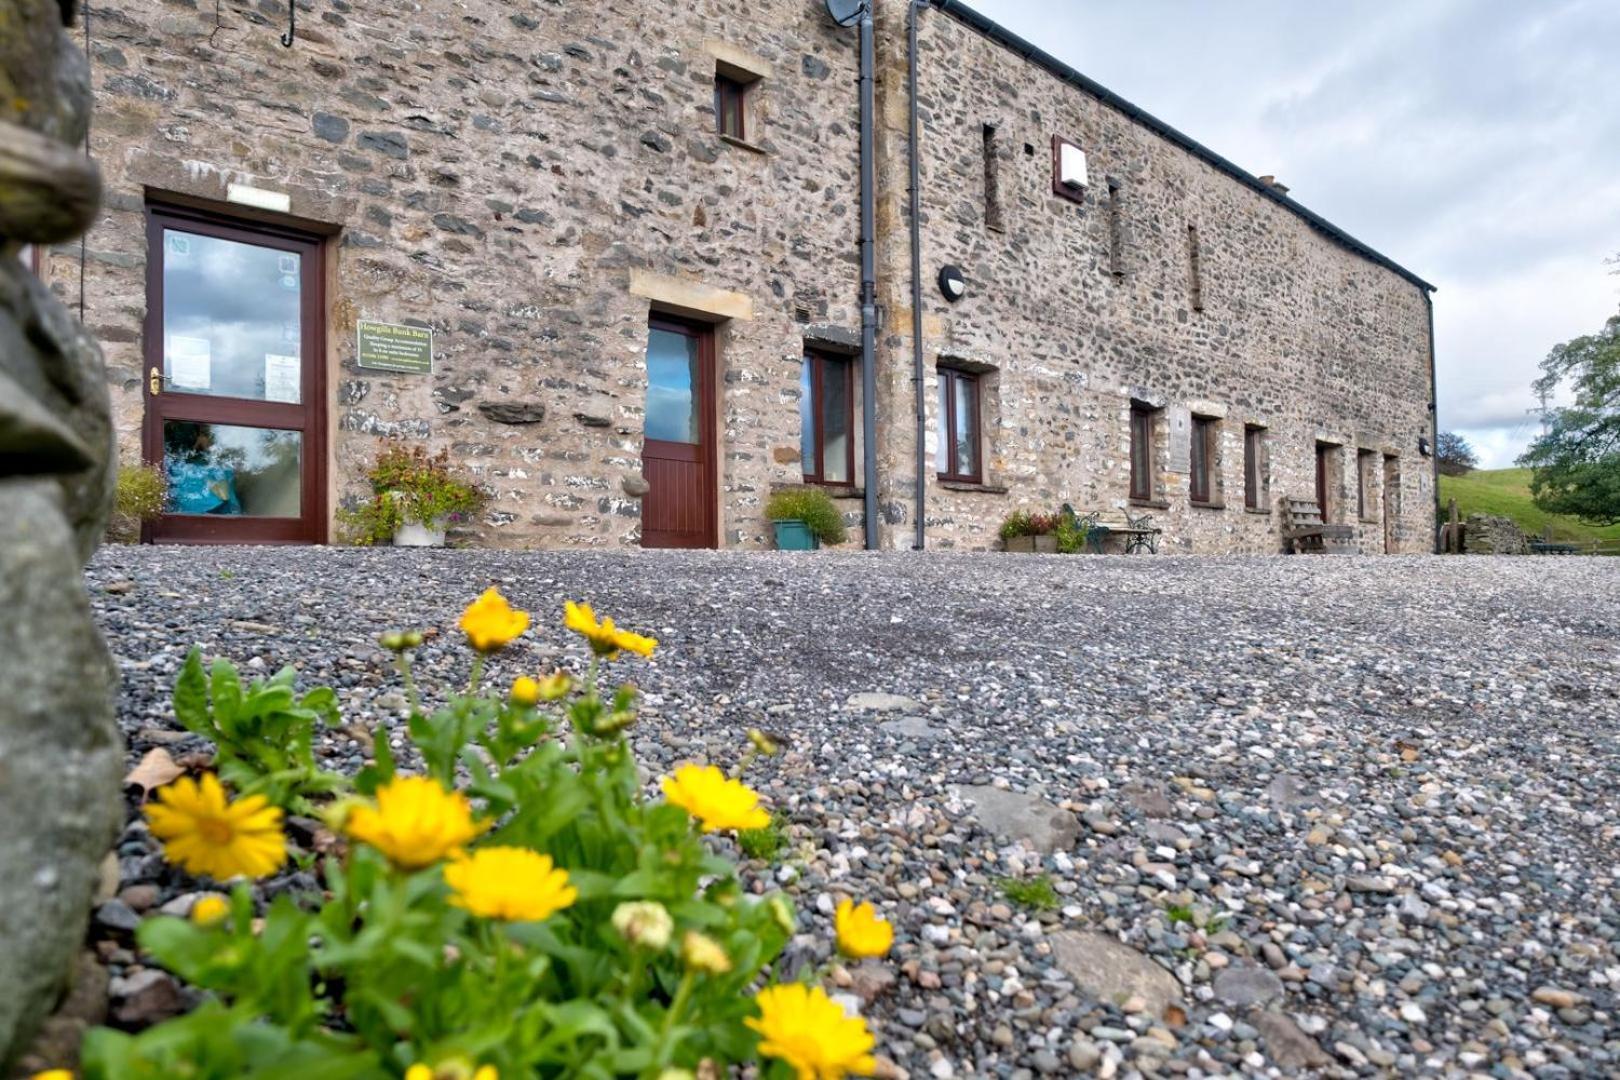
left=1425, top=289, right=1440, bottom=554
left=907, top=0, right=927, bottom=550
left=858, top=6, right=880, bottom=550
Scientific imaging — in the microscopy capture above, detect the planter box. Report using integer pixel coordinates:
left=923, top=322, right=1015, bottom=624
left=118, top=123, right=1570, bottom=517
left=1004, top=535, right=1058, bottom=553
left=393, top=518, right=447, bottom=547
left=772, top=519, right=819, bottom=551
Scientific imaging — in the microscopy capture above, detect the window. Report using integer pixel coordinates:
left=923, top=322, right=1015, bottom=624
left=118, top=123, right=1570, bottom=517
left=1129, top=403, right=1157, bottom=502
left=1190, top=416, right=1217, bottom=504
left=1106, top=180, right=1124, bottom=277
left=937, top=367, right=981, bottom=483
left=983, top=124, right=1005, bottom=232
left=1315, top=442, right=1336, bottom=521
left=1186, top=224, right=1204, bottom=311
left=715, top=74, right=748, bottom=140
left=1243, top=425, right=1267, bottom=510
left=1051, top=136, right=1087, bottom=205
left=800, top=351, right=854, bottom=486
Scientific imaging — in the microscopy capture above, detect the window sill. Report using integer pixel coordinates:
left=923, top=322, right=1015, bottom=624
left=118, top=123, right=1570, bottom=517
left=939, top=480, right=1009, bottom=495
left=1128, top=497, right=1170, bottom=510
left=1359, top=516, right=1380, bottom=524
left=772, top=481, right=864, bottom=500
left=1244, top=506, right=1272, bottom=516
left=1189, top=499, right=1226, bottom=511
left=719, top=133, right=769, bottom=155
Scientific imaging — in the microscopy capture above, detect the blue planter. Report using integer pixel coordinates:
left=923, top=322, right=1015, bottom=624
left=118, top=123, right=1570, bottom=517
left=772, top=519, right=819, bottom=551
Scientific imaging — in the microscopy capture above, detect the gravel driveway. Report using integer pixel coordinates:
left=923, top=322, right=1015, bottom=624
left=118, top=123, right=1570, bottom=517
left=88, top=547, right=1620, bottom=1078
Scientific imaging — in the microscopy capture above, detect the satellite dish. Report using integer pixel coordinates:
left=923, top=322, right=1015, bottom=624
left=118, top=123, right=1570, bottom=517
left=825, top=0, right=866, bottom=27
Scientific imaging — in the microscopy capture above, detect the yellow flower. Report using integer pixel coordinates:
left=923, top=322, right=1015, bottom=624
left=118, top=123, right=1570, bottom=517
left=343, top=776, right=487, bottom=870
left=564, top=601, right=658, bottom=659
left=661, top=764, right=770, bottom=833
left=459, top=587, right=530, bottom=653
left=834, top=899, right=893, bottom=959
left=536, top=670, right=573, bottom=700
left=30, top=1071, right=74, bottom=1080
left=510, top=676, right=540, bottom=706
left=612, top=900, right=674, bottom=950
left=681, top=930, right=732, bottom=974
left=444, top=847, right=577, bottom=922
left=747, top=983, right=876, bottom=1080
left=405, top=1062, right=498, bottom=1080
left=190, top=894, right=231, bottom=926
left=145, top=773, right=286, bottom=880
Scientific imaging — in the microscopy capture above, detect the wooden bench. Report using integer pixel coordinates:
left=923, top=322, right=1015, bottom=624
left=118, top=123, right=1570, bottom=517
left=1279, top=496, right=1355, bottom=554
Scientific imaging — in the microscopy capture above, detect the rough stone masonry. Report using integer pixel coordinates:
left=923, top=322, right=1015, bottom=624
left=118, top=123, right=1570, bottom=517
left=55, top=0, right=1436, bottom=553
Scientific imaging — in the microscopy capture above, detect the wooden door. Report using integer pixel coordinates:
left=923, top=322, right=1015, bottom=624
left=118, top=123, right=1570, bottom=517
left=640, top=316, right=716, bottom=549
left=142, top=205, right=326, bottom=544
left=1315, top=443, right=1331, bottom=521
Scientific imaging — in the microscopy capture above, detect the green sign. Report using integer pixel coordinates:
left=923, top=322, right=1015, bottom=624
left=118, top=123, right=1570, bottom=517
left=356, top=320, right=433, bottom=374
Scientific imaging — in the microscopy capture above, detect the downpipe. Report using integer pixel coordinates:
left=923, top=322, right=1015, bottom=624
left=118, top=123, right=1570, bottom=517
left=907, top=0, right=927, bottom=550
left=858, top=9, right=880, bottom=550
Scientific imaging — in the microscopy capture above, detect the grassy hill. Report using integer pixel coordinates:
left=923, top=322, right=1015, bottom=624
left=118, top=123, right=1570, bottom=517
left=1438, top=467, right=1620, bottom=549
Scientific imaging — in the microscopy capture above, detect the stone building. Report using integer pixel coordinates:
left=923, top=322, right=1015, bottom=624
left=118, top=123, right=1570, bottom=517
left=51, top=0, right=1437, bottom=553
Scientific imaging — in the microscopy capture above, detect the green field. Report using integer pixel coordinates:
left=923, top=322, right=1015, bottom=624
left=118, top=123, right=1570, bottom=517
left=1438, top=467, right=1620, bottom=549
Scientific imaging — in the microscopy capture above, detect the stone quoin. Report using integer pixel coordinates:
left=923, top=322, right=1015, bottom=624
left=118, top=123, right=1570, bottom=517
left=57, top=0, right=1437, bottom=553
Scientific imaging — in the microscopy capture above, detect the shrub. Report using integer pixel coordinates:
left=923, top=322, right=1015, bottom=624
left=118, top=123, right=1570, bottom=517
left=79, top=591, right=890, bottom=1080
left=998, top=510, right=1033, bottom=542
left=107, top=462, right=167, bottom=542
left=765, top=485, right=847, bottom=545
left=339, top=445, right=487, bottom=546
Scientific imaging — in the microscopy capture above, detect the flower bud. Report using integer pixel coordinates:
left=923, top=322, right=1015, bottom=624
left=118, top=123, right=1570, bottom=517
left=190, top=894, right=230, bottom=926
left=611, top=900, right=673, bottom=951
left=536, top=671, right=573, bottom=701
left=681, top=930, right=732, bottom=974
left=510, top=676, right=540, bottom=707
left=746, top=728, right=780, bottom=756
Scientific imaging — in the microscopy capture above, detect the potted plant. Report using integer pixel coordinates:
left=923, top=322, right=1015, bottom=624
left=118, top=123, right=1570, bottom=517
left=339, top=445, right=487, bottom=547
left=106, top=461, right=167, bottom=543
left=1000, top=510, right=1060, bottom=553
left=765, top=486, right=847, bottom=551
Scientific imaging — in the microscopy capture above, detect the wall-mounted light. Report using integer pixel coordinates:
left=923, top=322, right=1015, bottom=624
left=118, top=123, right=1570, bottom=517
left=938, top=264, right=966, bottom=303
left=1418, top=436, right=1432, bottom=457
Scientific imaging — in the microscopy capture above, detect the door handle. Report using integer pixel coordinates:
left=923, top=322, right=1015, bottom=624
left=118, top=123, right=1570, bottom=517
left=148, top=367, right=162, bottom=396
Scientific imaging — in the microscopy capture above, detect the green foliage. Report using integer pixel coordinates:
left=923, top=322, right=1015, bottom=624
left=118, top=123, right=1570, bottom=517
left=737, top=811, right=790, bottom=863
left=1164, top=903, right=1196, bottom=927
left=764, top=485, right=847, bottom=545
left=998, top=510, right=1062, bottom=540
left=171, top=648, right=346, bottom=814
left=107, top=462, right=167, bottom=542
left=999, top=875, right=1059, bottom=912
left=1435, top=431, right=1478, bottom=477
left=1520, top=313, right=1620, bottom=526
left=85, top=634, right=807, bottom=1079
left=1439, top=468, right=1620, bottom=548
left=1053, top=515, right=1088, bottom=554
left=338, top=445, right=488, bottom=546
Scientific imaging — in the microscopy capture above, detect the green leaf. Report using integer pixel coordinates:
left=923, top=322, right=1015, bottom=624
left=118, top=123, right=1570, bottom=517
left=210, top=657, right=245, bottom=734
left=172, top=648, right=211, bottom=736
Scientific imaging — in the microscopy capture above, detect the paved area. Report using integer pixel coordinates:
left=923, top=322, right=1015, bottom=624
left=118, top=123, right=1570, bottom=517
left=89, top=548, right=1620, bottom=1077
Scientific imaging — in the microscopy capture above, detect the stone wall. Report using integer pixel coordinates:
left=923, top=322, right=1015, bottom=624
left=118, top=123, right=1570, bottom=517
left=54, top=0, right=1436, bottom=554
left=63, top=0, right=865, bottom=549
left=1462, top=514, right=1530, bottom=556
left=869, top=1, right=1437, bottom=554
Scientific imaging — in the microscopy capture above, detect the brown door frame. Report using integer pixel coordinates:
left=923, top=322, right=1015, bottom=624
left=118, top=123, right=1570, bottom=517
left=1315, top=441, right=1333, bottom=522
left=141, top=202, right=327, bottom=544
left=802, top=348, right=855, bottom=487
left=640, top=313, right=718, bottom=549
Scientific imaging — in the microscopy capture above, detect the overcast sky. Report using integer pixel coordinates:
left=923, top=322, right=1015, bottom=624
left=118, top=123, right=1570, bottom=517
left=973, top=0, right=1620, bottom=468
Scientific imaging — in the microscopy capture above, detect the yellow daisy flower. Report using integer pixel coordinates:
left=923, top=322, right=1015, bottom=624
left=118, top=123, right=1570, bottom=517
left=30, top=1071, right=74, bottom=1080
left=343, top=776, right=487, bottom=870
left=834, top=899, right=894, bottom=959
left=510, top=676, right=540, bottom=707
left=190, top=894, right=231, bottom=927
left=145, top=773, right=286, bottom=880
left=405, top=1062, right=498, bottom=1080
left=747, top=983, right=876, bottom=1080
left=444, top=847, right=577, bottom=922
left=563, top=600, right=658, bottom=659
left=459, top=587, right=531, bottom=653
left=535, top=670, right=573, bottom=701
left=660, top=764, right=770, bottom=833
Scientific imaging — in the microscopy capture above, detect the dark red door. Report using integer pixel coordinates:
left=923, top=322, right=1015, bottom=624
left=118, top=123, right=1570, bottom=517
left=142, top=205, right=326, bottom=544
left=640, top=316, right=717, bottom=549
left=1315, top=443, right=1331, bottom=521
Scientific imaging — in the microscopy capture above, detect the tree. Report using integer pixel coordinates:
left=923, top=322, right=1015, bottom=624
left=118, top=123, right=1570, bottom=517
left=1435, top=431, right=1479, bottom=476
left=1518, top=312, right=1620, bottom=525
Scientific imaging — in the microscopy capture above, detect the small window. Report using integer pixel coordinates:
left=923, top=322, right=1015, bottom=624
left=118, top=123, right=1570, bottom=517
left=983, top=124, right=1005, bottom=233
left=1129, top=403, right=1157, bottom=502
left=800, top=351, right=855, bottom=486
left=937, top=367, right=981, bottom=483
left=1051, top=136, right=1087, bottom=205
left=1187, top=224, right=1204, bottom=311
left=715, top=73, right=748, bottom=140
left=1190, top=416, right=1216, bottom=504
left=1243, top=425, right=1267, bottom=510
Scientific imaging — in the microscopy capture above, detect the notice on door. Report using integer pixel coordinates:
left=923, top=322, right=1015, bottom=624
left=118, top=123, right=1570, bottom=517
left=356, top=320, right=433, bottom=374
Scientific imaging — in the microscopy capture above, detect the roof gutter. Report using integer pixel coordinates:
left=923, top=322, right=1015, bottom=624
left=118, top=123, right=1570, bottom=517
left=928, top=0, right=1437, bottom=294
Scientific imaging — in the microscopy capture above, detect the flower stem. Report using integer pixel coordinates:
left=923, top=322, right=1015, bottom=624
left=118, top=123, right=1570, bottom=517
left=395, top=652, right=422, bottom=715
left=467, top=654, right=486, bottom=695
left=655, top=970, right=697, bottom=1066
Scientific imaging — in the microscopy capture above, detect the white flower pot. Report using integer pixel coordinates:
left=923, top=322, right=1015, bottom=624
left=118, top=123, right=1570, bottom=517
left=392, top=518, right=446, bottom=547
